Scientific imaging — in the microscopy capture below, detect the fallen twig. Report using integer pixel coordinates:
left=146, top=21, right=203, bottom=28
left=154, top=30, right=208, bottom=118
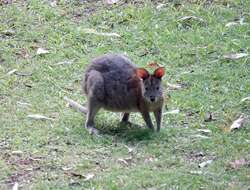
left=167, top=83, right=183, bottom=90
left=241, top=97, right=250, bottom=102
left=82, top=28, right=120, bottom=37
left=230, top=115, right=246, bottom=131
left=27, top=114, right=54, bottom=121
left=163, top=109, right=180, bottom=115
left=223, top=53, right=248, bottom=60
left=64, top=96, right=87, bottom=114
left=7, top=69, right=17, bottom=75
left=198, top=160, right=213, bottom=168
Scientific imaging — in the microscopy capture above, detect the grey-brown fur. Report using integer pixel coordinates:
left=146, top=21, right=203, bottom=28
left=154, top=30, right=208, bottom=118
left=83, top=53, right=165, bottom=134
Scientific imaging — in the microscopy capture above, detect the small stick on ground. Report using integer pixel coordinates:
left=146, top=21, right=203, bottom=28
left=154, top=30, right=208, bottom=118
left=64, top=96, right=87, bottom=114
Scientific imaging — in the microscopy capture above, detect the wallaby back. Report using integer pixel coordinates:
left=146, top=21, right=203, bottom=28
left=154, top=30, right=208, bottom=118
left=84, top=54, right=142, bottom=111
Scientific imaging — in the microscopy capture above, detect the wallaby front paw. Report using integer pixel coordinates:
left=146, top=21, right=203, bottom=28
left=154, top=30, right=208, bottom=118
left=86, top=126, right=100, bottom=135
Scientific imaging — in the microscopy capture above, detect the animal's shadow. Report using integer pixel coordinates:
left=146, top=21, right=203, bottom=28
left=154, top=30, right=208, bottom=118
left=97, top=122, right=155, bottom=142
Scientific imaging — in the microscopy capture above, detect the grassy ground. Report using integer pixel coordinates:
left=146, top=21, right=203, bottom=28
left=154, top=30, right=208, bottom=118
left=0, top=0, right=250, bottom=189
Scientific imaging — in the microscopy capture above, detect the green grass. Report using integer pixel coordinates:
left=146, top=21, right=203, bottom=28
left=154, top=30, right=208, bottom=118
left=0, top=0, right=250, bottom=189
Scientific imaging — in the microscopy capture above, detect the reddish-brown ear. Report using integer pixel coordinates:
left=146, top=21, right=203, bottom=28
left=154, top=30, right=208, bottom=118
left=154, top=67, right=165, bottom=78
left=136, top=68, right=149, bottom=80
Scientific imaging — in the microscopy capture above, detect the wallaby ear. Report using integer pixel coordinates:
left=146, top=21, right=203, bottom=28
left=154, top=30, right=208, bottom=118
left=154, top=67, right=165, bottom=79
left=136, top=68, right=150, bottom=80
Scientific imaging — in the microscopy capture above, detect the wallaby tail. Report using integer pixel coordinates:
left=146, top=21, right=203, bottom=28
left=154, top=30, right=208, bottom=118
left=64, top=96, right=87, bottom=114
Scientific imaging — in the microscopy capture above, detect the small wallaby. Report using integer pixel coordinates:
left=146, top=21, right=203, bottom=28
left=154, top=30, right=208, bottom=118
left=83, top=53, right=165, bottom=134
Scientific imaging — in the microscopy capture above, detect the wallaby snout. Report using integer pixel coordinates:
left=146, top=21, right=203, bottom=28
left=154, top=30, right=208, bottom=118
left=150, top=96, right=155, bottom=102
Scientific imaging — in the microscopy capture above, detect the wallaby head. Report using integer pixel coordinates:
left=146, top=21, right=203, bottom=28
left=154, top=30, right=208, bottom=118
left=136, top=67, right=165, bottom=103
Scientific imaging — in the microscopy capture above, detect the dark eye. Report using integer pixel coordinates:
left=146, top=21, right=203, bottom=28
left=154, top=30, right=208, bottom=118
left=156, top=87, right=159, bottom=90
left=145, top=87, right=148, bottom=91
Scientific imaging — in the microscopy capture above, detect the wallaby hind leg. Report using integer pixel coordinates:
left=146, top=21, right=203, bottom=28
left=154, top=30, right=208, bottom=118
left=85, top=100, right=100, bottom=135
left=141, top=111, right=154, bottom=130
left=84, top=70, right=104, bottom=135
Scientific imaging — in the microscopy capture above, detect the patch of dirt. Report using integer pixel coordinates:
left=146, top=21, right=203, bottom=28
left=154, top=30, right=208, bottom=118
left=227, top=158, right=250, bottom=170
left=5, top=169, right=40, bottom=187
left=185, top=151, right=216, bottom=164
left=67, top=0, right=149, bottom=23
left=64, top=1, right=102, bottom=23
left=2, top=153, right=43, bottom=186
left=0, top=0, right=14, bottom=5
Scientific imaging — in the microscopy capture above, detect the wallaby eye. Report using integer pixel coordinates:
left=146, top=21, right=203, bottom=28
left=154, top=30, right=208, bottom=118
left=156, top=87, right=159, bottom=90
left=145, top=87, right=148, bottom=91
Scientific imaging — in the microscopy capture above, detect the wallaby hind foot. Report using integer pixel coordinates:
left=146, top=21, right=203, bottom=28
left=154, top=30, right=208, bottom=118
left=86, top=126, right=100, bottom=135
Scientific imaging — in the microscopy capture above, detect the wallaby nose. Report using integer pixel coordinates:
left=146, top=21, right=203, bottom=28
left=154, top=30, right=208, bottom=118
left=150, top=96, right=155, bottom=102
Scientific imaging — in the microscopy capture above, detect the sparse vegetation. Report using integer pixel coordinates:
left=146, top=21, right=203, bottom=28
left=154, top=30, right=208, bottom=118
left=0, top=0, right=249, bottom=189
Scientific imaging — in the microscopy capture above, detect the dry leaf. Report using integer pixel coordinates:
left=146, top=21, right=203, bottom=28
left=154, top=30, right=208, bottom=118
left=69, top=180, right=80, bottom=186
left=197, top=129, right=212, bottom=134
left=225, top=17, right=245, bottom=27
left=12, top=182, right=18, bottom=190
left=29, top=156, right=43, bottom=161
left=156, top=3, right=165, bottom=9
left=17, top=101, right=32, bottom=107
left=163, top=109, right=180, bottom=115
left=198, top=160, right=213, bottom=168
left=118, top=157, right=132, bottom=166
left=62, top=167, right=73, bottom=171
left=65, top=171, right=84, bottom=178
left=2, top=29, right=15, bottom=36
left=147, top=62, right=160, bottom=68
left=105, top=0, right=119, bottom=5
left=180, top=70, right=194, bottom=75
left=18, top=48, right=30, bottom=58
left=36, top=48, right=49, bottom=55
left=167, top=83, right=183, bottom=90
left=128, top=148, right=133, bottom=153
left=24, top=82, right=33, bottom=88
left=139, top=49, right=149, bottom=57
left=230, top=115, right=246, bottom=131
left=12, top=150, right=23, bottom=155
left=118, top=158, right=129, bottom=166
left=241, top=97, right=250, bottom=102
left=192, top=134, right=210, bottom=139
left=124, top=145, right=134, bottom=153
left=189, top=170, right=202, bottom=175
left=7, top=69, right=17, bottom=75
left=144, top=156, right=158, bottom=163
left=50, top=0, right=57, bottom=7
left=84, top=173, right=94, bottom=181
left=27, top=114, right=54, bottom=121
left=228, top=158, right=249, bottom=169
left=83, top=28, right=120, bottom=37
left=204, top=112, right=216, bottom=122
left=14, top=72, right=32, bottom=77
left=223, top=53, right=248, bottom=60
left=65, top=171, right=94, bottom=181
left=178, top=16, right=205, bottom=24
left=55, top=60, right=74, bottom=66
left=239, top=17, right=244, bottom=25
left=225, top=22, right=238, bottom=27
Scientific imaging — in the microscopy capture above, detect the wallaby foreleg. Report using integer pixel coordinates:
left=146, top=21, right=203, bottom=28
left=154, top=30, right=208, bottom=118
left=121, top=113, right=130, bottom=122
